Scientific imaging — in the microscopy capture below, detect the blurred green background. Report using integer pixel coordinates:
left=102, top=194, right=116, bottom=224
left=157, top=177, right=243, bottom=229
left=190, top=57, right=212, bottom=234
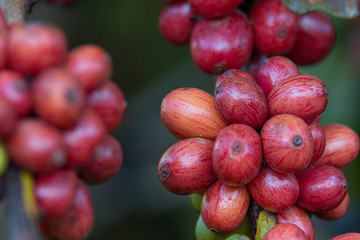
left=2, top=0, right=360, bottom=239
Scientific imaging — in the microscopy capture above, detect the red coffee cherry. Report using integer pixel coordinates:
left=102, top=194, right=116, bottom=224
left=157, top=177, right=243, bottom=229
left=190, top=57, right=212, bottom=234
left=160, top=87, right=227, bottom=140
left=35, top=169, right=78, bottom=218
left=263, top=223, right=307, bottom=240
left=330, top=233, right=360, bottom=240
left=8, top=22, right=67, bottom=76
left=247, top=165, right=299, bottom=212
left=315, top=192, right=350, bottom=221
left=276, top=205, right=315, bottom=240
left=86, top=81, right=127, bottom=132
left=201, top=180, right=250, bottom=234
left=214, top=69, right=255, bottom=92
left=316, top=124, right=360, bottom=168
left=7, top=119, right=66, bottom=172
left=33, top=68, right=85, bottom=129
left=79, top=135, right=123, bottom=184
left=261, top=114, right=314, bottom=173
left=256, top=56, right=300, bottom=97
left=308, top=121, right=326, bottom=164
left=286, top=11, right=336, bottom=65
left=268, top=74, right=328, bottom=123
left=190, top=10, right=253, bottom=75
left=296, top=164, right=348, bottom=212
left=158, top=138, right=216, bottom=195
left=215, top=77, right=268, bottom=130
left=212, top=124, right=262, bottom=186
left=158, top=1, right=195, bottom=45
left=189, top=0, right=243, bottom=19
left=65, top=44, right=112, bottom=93
left=250, top=0, right=299, bottom=56
left=0, top=98, right=17, bottom=139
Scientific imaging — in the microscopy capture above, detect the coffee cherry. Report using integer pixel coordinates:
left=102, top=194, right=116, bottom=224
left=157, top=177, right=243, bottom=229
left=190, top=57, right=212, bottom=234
left=0, top=98, right=17, bottom=139
left=79, top=135, right=123, bottom=184
left=0, top=70, right=31, bottom=118
left=158, top=138, right=216, bottom=195
left=286, top=11, right=336, bottom=65
left=316, top=124, right=360, bottom=168
left=158, top=1, right=195, bottom=45
left=189, top=0, right=243, bottom=19
left=7, top=119, right=66, bottom=172
left=268, top=74, right=328, bottom=123
left=212, top=124, right=262, bottom=186
left=215, top=69, right=255, bottom=92
left=296, top=164, right=347, bottom=212
left=33, top=68, right=85, bottom=129
left=65, top=44, right=112, bottom=93
left=250, top=0, right=299, bottom=56
left=86, top=81, right=127, bottom=132
left=276, top=205, right=315, bottom=240
left=63, top=110, right=106, bottom=168
left=190, top=10, right=253, bottom=74
left=248, top=165, right=299, bottom=212
left=35, top=169, right=78, bottom=218
left=308, top=121, right=326, bottom=164
left=261, top=114, right=314, bottom=173
left=263, top=223, right=307, bottom=240
left=161, top=87, right=227, bottom=139
left=201, top=180, right=250, bottom=234
left=215, top=77, right=268, bottom=130
left=256, top=56, right=300, bottom=97
left=8, top=22, right=67, bottom=76
left=315, top=192, right=349, bottom=221
left=330, top=233, right=360, bottom=240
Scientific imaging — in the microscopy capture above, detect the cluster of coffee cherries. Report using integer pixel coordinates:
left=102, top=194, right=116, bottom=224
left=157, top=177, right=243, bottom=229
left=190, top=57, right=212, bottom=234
left=157, top=1, right=360, bottom=239
left=0, top=10, right=127, bottom=240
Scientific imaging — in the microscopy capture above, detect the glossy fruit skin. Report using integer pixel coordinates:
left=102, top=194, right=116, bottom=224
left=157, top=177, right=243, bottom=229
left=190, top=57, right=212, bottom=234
left=296, top=164, right=347, bottom=212
left=158, top=138, right=216, bottom=195
left=330, top=233, right=360, bottom=240
left=212, top=124, right=262, bottom=186
left=201, top=180, right=250, bottom=234
left=315, top=192, right=349, bottom=221
left=286, top=11, right=336, bottom=65
left=190, top=10, right=253, bottom=75
left=316, top=124, right=360, bottom=168
left=256, top=56, right=300, bottom=97
left=215, top=69, right=255, bottom=92
left=0, top=98, right=17, bottom=139
left=268, top=74, right=328, bottom=123
left=79, top=135, right=123, bottom=184
left=6, top=119, right=66, bottom=172
left=65, top=44, right=112, bottom=93
left=263, top=223, right=307, bottom=240
left=261, top=114, right=314, bottom=173
left=158, top=1, right=195, bottom=45
left=63, top=110, right=106, bottom=168
left=0, top=70, right=31, bottom=118
left=247, top=165, right=299, bottom=212
left=86, top=81, right=127, bottom=132
left=33, top=68, right=85, bottom=129
left=276, top=205, right=315, bottom=240
left=8, top=22, right=67, bottom=76
left=161, top=87, right=227, bottom=139
left=250, top=0, right=299, bottom=56
left=35, top=169, right=78, bottom=218
left=215, top=77, right=268, bottom=130
left=308, top=121, right=326, bottom=164
left=39, top=182, right=94, bottom=240
left=189, top=0, right=243, bottom=19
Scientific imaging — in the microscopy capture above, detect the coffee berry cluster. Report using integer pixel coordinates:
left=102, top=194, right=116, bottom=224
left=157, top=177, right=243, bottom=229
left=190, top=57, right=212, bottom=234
left=157, top=0, right=360, bottom=239
left=0, top=9, right=127, bottom=240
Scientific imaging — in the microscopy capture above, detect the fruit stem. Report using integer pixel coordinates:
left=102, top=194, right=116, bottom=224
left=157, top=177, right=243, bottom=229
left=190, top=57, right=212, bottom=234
left=0, top=0, right=37, bottom=24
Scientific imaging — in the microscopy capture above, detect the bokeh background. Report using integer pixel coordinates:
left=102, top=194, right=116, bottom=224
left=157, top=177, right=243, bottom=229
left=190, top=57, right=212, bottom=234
left=1, top=0, right=360, bottom=239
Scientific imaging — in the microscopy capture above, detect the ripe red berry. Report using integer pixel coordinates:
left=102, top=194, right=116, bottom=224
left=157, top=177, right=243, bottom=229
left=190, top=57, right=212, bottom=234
left=158, top=138, right=216, bottom=195
left=247, top=165, right=299, bottom=212
left=201, top=180, right=250, bottom=234
left=315, top=192, right=350, bottom=221
left=8, top=22, right=67, bottom=75
left=250, top=0, right=299, bottom=56
left=263, top=223, right=307, bottom=240
left=189, top=0, right=243, bottom=19
left=261, top=114, right=314, bottom=173
left=7, top=119, right=66, bottom=172
left=65, top=44, right=112, bottom=93
left=190, top=10, right=253, bottom=75
left=212, top=124, right=262, bottom=186
left=214, top=69, right=255, bottom=93
left=32, top=68, right=85, bottom=128
left=308, top=121, right=326, bottom=164
left=86, top=81, right=127, bottom=132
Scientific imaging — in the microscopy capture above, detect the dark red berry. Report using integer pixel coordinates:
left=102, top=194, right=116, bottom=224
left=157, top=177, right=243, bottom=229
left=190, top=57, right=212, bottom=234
left=189, top=0, right=243, bottom=19
left=214, top=69, right=255, bottom=92
left=0, top=98, right=17, bottom=139
left=315, top=192, right=349, bottom=221
left=263, top=223, right=307, bottom=240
